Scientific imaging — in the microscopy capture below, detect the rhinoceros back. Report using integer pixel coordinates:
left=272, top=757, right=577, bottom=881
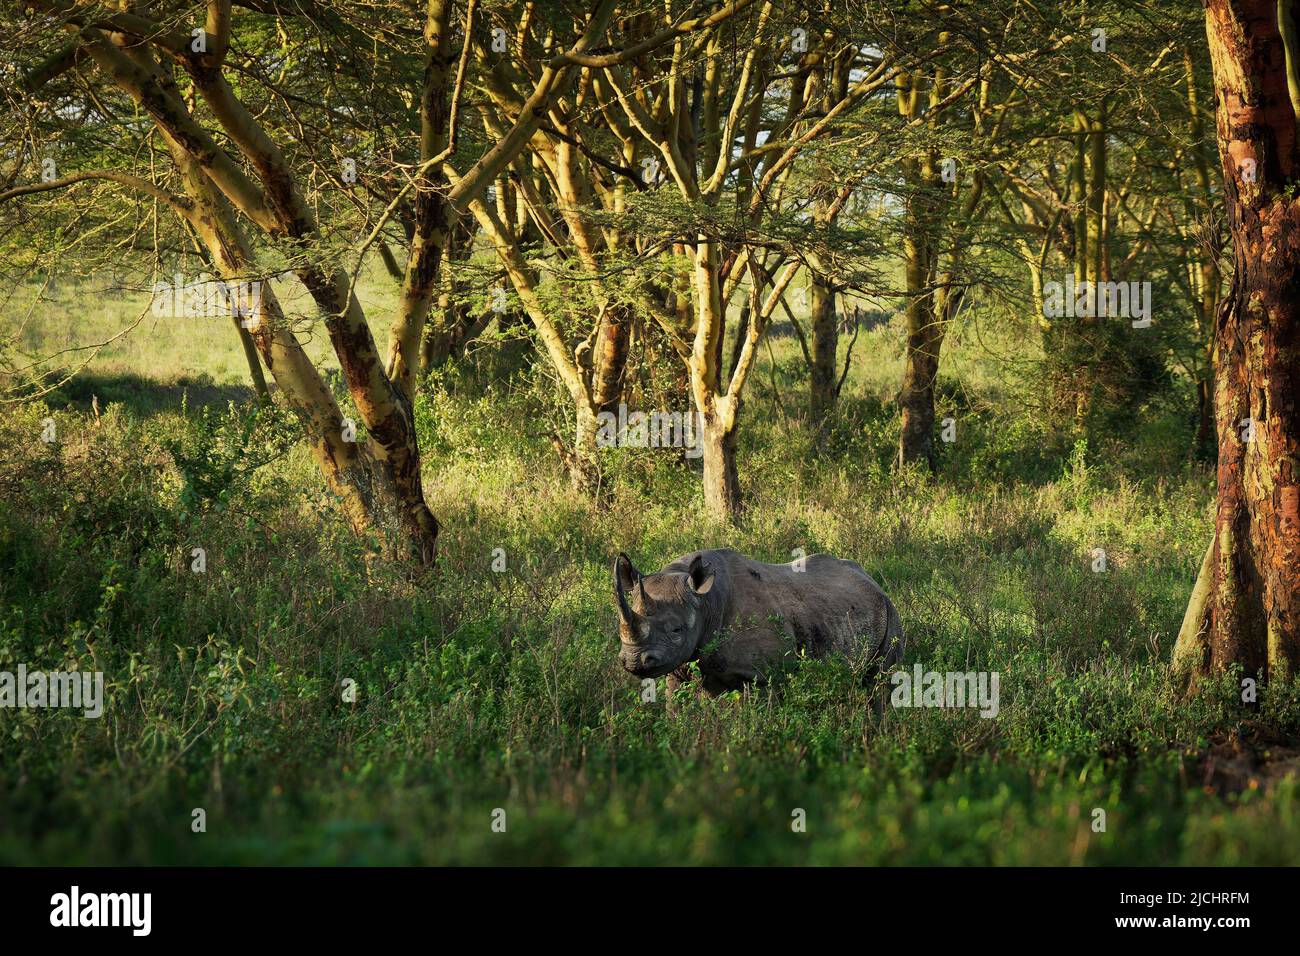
left=694, top=549, right=903, bottom=666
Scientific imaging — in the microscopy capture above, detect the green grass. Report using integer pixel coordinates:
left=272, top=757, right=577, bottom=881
left=0, top=280, right=1297, bottom=865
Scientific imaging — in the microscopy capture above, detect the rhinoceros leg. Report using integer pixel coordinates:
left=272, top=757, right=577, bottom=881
left=700, top=673, right=735, bottom=696
left=699, top=620, right=791, bottom=687
left=663, top=669, right=736, bottom=707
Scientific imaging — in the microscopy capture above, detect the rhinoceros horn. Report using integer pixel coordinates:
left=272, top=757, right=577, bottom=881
left=614, top=552, right=647, bottom=629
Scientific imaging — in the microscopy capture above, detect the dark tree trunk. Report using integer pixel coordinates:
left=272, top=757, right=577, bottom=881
left=896, top=156, right=943, bottom=470
left=728, top=304, right=750, bottom=384
left=421, top=217, right=483, bottom=369
left=809, top=278, right=838, bottom=421
left=1175, top=0, right=1300, bottom=685
left=1194, top=375, right=1216, bottom=460
left=897, top=329, right=940, bottom=469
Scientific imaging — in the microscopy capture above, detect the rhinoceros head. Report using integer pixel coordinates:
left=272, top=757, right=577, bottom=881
left=613, top=552, right=714, bottom=678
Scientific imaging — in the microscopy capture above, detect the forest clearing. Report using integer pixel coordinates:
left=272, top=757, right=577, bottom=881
left=1, top=0, right=1299, bottom=873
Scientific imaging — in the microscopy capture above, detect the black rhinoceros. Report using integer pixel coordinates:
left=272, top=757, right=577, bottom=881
left=613, top=548, right=903, bottom=695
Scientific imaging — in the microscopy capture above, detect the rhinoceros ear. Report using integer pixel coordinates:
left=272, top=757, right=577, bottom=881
left=687, top=554, right=715, bottom=595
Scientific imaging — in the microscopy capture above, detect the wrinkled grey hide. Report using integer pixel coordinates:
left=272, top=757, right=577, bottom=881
left=613, top=548, right=903, bottom=695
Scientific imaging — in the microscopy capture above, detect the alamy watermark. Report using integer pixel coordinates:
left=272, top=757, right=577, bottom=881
left=890, top=665, right=1000, bottom=718
left=1042, top=275, right=1152, bottom=327
left=151, top=272, right=263, bottom=324
left=50, top=886, right=150, bottom=936
left=0, top=665, right=104, bottom=718
left=595, top=403, right=703, bottom=459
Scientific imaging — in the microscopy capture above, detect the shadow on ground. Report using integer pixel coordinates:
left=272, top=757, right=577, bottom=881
left=47, top=371, right=259, bottom=417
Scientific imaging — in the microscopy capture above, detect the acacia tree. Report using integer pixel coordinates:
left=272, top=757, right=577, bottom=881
left=1174, top=0, right=1300, bottom=684
left=892, top=50, right=989, bottom=470
left=3, top=0, right=637, bottom=564
left=879, top=4, right=1087, bottom=470
left=777, top=24, right=869, bottom=424
left=588, top=3, right=916, bottom=516
left=443, top=1, right=768, bottom=492
left=456, top=11, right=649, bottom=492
left=979, top=7, right=1214, bottom=446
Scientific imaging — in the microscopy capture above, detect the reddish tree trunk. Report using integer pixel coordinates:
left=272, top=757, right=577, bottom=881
left=1175, top=0, right=1300, bottom=684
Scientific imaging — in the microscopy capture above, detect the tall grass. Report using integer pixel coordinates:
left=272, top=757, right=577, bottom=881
left=1, top=292, right=1297, bottom=864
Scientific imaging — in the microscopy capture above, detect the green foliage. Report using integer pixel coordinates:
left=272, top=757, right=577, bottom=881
left=2, top=360, right=1296, bottom=865
left=0, top=0, right=1275, bottom=863
left=166, top=401, right=299, bottom=514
